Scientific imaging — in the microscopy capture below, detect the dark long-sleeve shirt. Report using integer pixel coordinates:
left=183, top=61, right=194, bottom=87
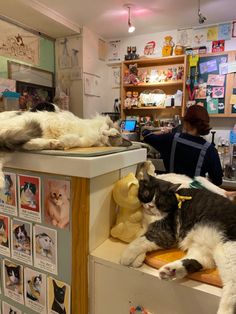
left=143, top=130, right=223, bottom=186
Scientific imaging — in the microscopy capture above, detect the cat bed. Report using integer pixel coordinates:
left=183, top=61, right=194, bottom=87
left=145, top=248, right=222, bottom=288
left=28, top=144, right=141, bottom=157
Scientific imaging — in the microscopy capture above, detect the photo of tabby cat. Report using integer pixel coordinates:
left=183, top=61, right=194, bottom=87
left=44, top=178, right=70, bottom=229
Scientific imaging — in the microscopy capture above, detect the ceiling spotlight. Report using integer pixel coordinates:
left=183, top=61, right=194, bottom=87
left=124, top=4, right=136, bottom=33
left=198, top=0, right=207, bottom=24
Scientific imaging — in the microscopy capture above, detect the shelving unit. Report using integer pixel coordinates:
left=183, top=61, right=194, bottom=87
left=121, top=55, right=187, bottom=120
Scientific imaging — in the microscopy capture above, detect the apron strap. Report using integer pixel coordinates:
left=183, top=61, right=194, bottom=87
left=169, top=133, right=211, bottom=176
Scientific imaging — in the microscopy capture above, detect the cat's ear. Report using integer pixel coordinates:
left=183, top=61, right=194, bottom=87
left=108, top=134, right=132, bottom=147
left=168, top=183, right=181, bottom=192
left=52, top=279, right=56, bottom=287
left=62, top=285, right=66, bottom=292
left=155, top=178, right=180, bottom=193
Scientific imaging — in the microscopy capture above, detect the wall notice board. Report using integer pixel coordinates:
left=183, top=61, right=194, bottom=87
left=193, top=54, right=228, bottom=114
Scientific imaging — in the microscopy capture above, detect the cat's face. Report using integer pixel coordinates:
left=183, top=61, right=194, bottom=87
left=5, top=265, right=20, bottom=284
left=14, top=224, right=28, bottom=243
left=38, top=233, right=53, bottom=250
left=33, top=274, right=42, bottom=286
left=53, top=280, right=66, bottom=303
left=138, top=176, right=179, bottom=214
left=49, top=184, right=66, bottom=206
left=0, top=219, right=6, bottom=234
left=21, top=182, right=36, bottom=198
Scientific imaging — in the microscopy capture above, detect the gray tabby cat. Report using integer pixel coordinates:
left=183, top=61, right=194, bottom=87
left=121, top=174, right=236, bottom=314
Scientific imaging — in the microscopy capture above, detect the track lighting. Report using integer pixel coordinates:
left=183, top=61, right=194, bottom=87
left=198, top=0, right=207, bottom=24
left=124, top=4, right=135, bottom=33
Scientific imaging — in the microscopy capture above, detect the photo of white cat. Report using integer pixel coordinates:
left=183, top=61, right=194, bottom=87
left=44, top=178, right=70, bottom=229
left=33, top=224, right=58, bottom=275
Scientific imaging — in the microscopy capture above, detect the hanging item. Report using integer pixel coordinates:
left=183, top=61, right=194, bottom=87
left=186, top=55, right=199, bottom=101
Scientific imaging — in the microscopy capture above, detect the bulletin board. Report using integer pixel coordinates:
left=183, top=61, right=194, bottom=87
left=0, top=167, right=72, bottom=314
left=194, top=54, right=228, bottom=114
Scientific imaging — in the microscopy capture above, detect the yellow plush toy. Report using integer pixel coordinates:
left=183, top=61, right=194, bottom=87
left=111, top=172, right=143, bottom=243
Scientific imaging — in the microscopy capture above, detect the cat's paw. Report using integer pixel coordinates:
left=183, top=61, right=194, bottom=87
left=120, top=248, right=140, bottom=267
left=158, top=261, right=187, bottom=281
left=131, top=253, right=146, bottom=268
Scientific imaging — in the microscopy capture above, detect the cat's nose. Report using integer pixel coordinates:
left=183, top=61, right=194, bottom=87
left=147, top=203, right=155, bottom=208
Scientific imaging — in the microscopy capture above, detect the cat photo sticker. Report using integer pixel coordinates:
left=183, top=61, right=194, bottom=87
left=3, top=259, right=24, bottom=305
left=18, top=174, right=41, bottom=223
left=0, top=214, right=10, bottom=257
left=11, top=218, right=33, bottom=265
left=2, top=301, right=22, bottom=314
left=44, top=177, right=71, bottom=229
left=47, top=277, right=71, bottom=314
left=0, top=172, right=17, bottom=216
left=33, top=225, right=58, bottom=275
left=24, top=267, right=47, bottom=313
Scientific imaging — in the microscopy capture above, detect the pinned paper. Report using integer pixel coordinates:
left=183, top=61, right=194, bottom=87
left=230, top=94, right=236, bottom=104
left=228, top=61, right=236, bottom=73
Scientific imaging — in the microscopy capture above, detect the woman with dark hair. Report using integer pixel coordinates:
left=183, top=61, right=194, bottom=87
left=142, top=105, right=223, bottom=186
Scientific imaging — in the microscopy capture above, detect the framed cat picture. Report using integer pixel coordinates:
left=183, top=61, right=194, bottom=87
left=11, top=218, right=33, bottom=265
left=33, top=224, right=58, bottom=275
left=2, top=301, right=22, bottom=314
left=0, top=171, right=17, bottom=216
left=24, top=267, right=47, bottom=313
left=3, top=259, right=24, bottom=305
left=0, top=214, right=10, bottom=257
left=17, top=174, right=42, bottom=223
left=43, top=177, right=71, bottom=229
left=47, top=277, right=71, bottom=314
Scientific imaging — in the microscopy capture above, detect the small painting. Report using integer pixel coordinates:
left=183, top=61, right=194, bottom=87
left=47, top=277, right=71, bottom=314
left=18, top=174, right=41, bottom=223
left=0, top=172, right=17, bottom=216
left=33, top=224, right=58, bottom=275
left=0, top=214, right=10, bottom=257
left=24, top=267, right=47, bottom=313
left=3, top=259, right=24, bottom=305
left=11, top=218, right=33, bottom=265
left=44, top=177, right=70, bottom=229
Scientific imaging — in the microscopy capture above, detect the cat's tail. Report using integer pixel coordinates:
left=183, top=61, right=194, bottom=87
left=214, top=241, right=236, bottom=314
left=0, top=120, right=42, bottom=151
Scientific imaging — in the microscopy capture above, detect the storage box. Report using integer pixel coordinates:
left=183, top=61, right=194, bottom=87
left=2, top=91, right=20, bottom=111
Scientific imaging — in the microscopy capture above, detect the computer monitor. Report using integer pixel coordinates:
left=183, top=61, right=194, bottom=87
left=120, top=120, right=137, bottom=132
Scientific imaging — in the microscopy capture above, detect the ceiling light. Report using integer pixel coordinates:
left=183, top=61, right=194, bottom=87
left=125, top=4, right=136, bottom=33
left=198, top=0, right=206, bottom=24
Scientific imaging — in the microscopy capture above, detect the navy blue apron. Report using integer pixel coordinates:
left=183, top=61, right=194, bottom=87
left=169, top=133, right=211, bottom=176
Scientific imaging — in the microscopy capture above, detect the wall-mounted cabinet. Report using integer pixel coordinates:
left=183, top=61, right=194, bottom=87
left=121, top=55, right=187, bottom=120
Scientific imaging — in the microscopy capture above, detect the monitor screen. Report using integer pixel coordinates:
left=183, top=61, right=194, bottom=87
left=121, top=120, right=137, bottom=132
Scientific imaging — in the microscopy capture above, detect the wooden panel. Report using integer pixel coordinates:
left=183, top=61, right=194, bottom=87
left=71, top=177, right=90, bottom=314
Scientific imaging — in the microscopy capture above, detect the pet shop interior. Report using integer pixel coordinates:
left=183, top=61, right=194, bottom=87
left=0, top=0, right=236, bottom=313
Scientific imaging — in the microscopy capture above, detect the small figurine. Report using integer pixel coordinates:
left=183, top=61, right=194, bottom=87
left=130, top=305, right=149, bottom=314
left=131, top=46, right=139, bottom=60
left=162, top=35, right=174, bottom=57
left=172, top=67, right=178, bottom=80
left=123, top=70, right=130, bottom=85
left=129, top=64, right=139, bottom=85
left=124, top=91, right=133, bottom=109
left=125, top=46, right=132, bottom=60
left=174, top=44, right=184, bottom=55
left=167, top=68, right=173, bottom=80
left=132, top=91, right=139, bottom=107
left=177, top=66, right=184, bottom=80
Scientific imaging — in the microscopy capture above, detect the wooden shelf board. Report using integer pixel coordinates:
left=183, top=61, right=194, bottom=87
left=124, top=106, right=182, bottom=110
left=123, top=80, right=183, bottom=88
left=123, top=55, right=185, bottom=66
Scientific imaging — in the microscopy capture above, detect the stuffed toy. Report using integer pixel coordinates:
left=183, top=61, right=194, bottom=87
left=110, top=172, right=143, bottom=243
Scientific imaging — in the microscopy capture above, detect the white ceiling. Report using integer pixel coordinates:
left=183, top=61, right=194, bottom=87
left=1, top=0, right=236, bottom=39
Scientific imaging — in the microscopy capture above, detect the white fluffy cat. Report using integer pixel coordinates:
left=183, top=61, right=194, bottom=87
left=0, top=104, right=130, bottom=188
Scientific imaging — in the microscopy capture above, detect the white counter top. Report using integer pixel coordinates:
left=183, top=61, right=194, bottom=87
left=4, top=147, right=146, bottom=178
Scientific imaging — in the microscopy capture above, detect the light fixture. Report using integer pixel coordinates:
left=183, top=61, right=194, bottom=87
left=198, top=0, right=206, bottom=24
left=124, top=4, right=136, bottom=33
